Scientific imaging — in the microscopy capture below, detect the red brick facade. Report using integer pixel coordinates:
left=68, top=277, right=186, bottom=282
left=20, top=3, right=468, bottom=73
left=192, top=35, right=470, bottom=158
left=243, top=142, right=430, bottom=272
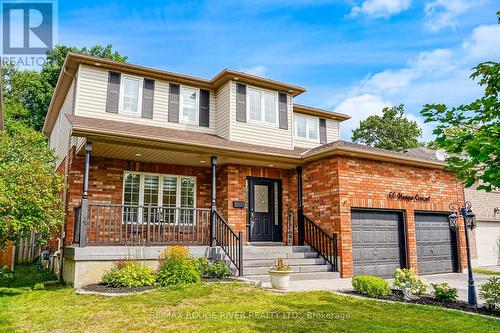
left=302, top=156, right=467, bottom=277
left=62, top=149, right=468, bottom=278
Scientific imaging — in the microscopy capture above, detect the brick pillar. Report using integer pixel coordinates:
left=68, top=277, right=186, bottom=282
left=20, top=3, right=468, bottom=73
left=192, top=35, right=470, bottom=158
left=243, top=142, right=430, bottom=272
left=405, top=208, right=418, bottom=273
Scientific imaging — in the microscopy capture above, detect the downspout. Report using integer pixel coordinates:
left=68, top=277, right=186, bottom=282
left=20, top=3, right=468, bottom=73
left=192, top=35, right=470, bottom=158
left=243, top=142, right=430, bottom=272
left=210, top=156, right=217, bottom=251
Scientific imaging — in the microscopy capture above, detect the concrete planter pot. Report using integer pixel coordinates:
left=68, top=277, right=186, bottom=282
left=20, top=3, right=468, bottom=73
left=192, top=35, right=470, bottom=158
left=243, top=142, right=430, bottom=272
left=268, top=270, right=292, bottom=290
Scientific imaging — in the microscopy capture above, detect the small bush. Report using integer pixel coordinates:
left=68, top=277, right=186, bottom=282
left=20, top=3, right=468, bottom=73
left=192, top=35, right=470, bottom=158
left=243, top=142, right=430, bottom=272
left=191, top=257, right=210, bottom=276
left=479, top=276, right=500, bottom=309
left=352, top=276, right=391, bottom=297
left=0, top=266, right=13, bottom=281
left=431, top=282, right=458, bottom=302
left=33, top=282, right=45, bottom=290
left=205, top=261, right=231, bottom=279
left=393, top=268, right=428, bottom=296
left=156, top=246, right=200, bottom=286
left=101, top=262, right=156, bottom=288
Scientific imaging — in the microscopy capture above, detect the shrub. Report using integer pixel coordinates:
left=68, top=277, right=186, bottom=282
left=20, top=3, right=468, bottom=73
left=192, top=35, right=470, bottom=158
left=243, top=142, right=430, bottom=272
left=191, top=257, right=210, bottom=276
left=393, top=268, right=428, bottom=296
left=156, top=246, right=200, bottom=286
left=205, top=261, right=231, bottom=279
left=0, top=266, right=13, bottom=281
left=33, top=282, right=45, bottom=290
left=431, top=282, right=458, bottom=303
left=479, top=277, right=500, bottom=309
left=352, top=276, right=391, bottom=297
left=101, top=262, right=156, bottom=288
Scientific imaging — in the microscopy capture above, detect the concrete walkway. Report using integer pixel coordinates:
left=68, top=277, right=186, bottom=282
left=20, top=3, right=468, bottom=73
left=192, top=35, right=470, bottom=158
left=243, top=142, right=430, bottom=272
left=262, top=271, right=495, bottom=304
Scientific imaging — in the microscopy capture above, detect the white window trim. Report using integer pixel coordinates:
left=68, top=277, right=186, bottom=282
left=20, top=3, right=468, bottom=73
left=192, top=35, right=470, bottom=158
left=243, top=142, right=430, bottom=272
left=294, top=114, right=320, bottom=143
left=179, top=85, right=200, bottom=125
left=246, top=86, right=279, bottom=127
left=118, top=75, right=143, bottom=116
left=122, top=171, right=197, bottom=224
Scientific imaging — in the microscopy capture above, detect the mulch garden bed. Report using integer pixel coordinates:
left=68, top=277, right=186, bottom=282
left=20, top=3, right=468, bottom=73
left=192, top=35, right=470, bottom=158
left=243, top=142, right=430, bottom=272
left=79, top=284, right=157, bottom=295
left=342, top=290, right=500, bottom=318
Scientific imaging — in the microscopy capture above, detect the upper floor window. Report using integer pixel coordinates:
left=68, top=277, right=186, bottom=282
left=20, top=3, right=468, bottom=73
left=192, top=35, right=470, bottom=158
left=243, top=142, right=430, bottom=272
left=180, top=87, right=198, bottom=123
left=120, top=76, right=142, bottom=114
left=294, top=114, right=319, bottom=141
left=248, top=87, right=277, bottom=125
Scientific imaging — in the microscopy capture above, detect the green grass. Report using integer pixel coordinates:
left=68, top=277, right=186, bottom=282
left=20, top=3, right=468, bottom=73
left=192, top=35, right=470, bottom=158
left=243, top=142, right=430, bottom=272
left=473, top=268, right=500, bottom=276
left=0, top=266, right=499, bottom=333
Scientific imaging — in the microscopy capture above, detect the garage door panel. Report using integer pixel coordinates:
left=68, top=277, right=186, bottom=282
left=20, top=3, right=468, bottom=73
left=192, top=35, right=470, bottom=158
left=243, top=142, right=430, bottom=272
left=415, top=213, right=456, bottom=275
left=352, top=210, right=403, bottom=278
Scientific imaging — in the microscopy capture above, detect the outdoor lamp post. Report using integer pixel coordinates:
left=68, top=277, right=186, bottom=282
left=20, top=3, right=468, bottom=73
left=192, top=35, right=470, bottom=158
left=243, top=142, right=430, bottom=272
left=448, top=201, right=477, bottom=306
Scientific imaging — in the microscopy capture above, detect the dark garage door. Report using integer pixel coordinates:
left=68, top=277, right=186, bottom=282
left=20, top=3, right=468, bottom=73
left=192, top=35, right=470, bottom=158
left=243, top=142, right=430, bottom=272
left=352, top=210, right=405, bottom=277
left=415, top=213, right=458, bottom=275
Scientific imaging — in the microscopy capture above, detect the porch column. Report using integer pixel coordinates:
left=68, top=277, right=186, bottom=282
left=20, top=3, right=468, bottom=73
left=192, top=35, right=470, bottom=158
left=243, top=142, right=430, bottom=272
left=296, top=166, right=304, bottom=245
left=210, top=156, right=217, bottom=248
left=79, top=142, right=92, bottom=247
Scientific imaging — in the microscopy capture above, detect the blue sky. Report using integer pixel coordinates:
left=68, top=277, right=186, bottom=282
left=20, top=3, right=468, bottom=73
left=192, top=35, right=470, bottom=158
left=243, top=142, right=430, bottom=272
left=57, top=0, right=499, bottom=141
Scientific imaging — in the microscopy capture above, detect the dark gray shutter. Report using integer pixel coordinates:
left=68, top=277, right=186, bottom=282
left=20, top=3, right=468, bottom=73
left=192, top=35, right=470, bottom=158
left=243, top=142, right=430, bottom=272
left=199, top=89, right=210, bottom=127
left=105, top=72, right=121, bottom=114
left=319, top=118, right=327, bottom=144
left=168, top=83, right=180, bottom=123
left=236, top=83, right=246, bottom=122
left=141, top=79, right=155, bottom=119
left=278, top=92, right=288, bottom=130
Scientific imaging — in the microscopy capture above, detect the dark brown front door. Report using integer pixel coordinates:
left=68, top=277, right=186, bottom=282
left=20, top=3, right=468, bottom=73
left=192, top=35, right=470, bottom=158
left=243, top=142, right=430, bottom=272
left=248, top=178, right=275, bottom=242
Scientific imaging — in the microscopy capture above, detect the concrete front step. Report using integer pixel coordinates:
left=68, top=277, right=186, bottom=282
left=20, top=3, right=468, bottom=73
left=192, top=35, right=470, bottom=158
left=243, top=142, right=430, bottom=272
left=243, top=252, right=319, bottom=260
left=244, top=271, right=340, bottom=283
left=242, top=245, right=312, bottom=254
left=244, top=264, right=331, bottom=276
left=243, top=257, right=326, bottom=267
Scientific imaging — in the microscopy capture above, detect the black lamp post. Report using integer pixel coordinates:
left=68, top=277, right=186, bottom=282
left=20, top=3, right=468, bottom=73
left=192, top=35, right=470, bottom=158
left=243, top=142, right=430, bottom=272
left=448, top=201, right=477, bottom=306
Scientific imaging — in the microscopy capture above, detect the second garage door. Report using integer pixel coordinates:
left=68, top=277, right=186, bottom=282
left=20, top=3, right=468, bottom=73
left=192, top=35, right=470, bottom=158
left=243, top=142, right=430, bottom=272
left=476, top=221, right=500, bottom=267
left=352, top=210, right=405, bottom=277
left=415, top=213, right=458, bottom=275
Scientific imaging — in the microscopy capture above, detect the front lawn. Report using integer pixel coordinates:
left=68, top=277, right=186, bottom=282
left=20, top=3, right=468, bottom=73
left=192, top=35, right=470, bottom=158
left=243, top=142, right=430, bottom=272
left=473, top=268, right=500, bottom=276
left=0, top=266, right=499, bottom=332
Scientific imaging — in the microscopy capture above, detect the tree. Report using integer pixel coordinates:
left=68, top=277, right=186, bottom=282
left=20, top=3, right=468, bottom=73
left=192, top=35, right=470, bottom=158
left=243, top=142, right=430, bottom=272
left=421, top=61, right=500, bottom=191
left=1, top=44, right=127, bottom=132
left=0, top=125, right=64, bottom=249
left=352, top=104, right=423, bottom=151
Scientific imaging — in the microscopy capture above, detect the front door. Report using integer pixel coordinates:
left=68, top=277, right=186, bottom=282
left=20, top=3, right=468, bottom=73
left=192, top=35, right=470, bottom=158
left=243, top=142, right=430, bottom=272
left=248, top=178, right=275, bottom=242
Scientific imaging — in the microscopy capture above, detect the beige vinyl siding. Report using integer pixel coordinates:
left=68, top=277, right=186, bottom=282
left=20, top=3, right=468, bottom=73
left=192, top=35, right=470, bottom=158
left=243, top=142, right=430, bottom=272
left=215, top=81, right=230, bottom=139
left=49, top=80, right=74, bottom=168
left=75, top=65, right=217, bottom=134
left=228, top=81, right=293, bottom=150
left=293, top=115, right=340, bottom=149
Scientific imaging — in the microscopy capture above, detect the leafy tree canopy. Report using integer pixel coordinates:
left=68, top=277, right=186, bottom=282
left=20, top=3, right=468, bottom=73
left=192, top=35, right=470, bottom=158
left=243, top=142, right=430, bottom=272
left=2, top=44, right=127, bottom=132
left=0, top=124, right=65, bottom=249
left=421, top=61, right=500, bottom=191
left=352, top=104, right=423, bottom=151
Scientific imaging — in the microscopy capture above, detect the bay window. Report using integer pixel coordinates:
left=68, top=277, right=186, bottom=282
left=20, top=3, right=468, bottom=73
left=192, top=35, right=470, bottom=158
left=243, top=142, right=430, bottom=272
left=122, top=172, right=196, bottom=224
left=294, top=114, right=319, bottom=141
left=248, top=87, right=278, bottom=125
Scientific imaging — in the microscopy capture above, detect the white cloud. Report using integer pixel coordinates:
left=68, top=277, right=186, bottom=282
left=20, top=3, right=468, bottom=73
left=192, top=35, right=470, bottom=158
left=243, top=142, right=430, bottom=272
left=334, top=94, right=391, bottom=139
left=350, top=0, right=411, bottom=19
left=332, top=23, right=499, bottom=142
left=239, top=65, right=269, bottom=76
left=462, top=24, right=500, bottom=61
left=424, top=0, right=473, bottom=32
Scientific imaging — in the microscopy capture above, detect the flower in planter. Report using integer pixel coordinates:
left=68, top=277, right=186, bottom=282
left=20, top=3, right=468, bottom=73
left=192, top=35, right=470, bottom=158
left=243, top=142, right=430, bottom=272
left=392, top=268, right=428, bottom=299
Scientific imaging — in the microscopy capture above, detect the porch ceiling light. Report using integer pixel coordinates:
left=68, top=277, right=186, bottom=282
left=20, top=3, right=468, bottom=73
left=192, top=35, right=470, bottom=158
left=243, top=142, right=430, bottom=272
left=200, top=160, right=206, bottom=163
left=135, top=153, right=142, bottom=157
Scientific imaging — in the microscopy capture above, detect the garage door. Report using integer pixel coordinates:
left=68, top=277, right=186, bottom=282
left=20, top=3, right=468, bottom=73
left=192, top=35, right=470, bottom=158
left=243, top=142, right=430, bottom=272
left=476, top=221, right=500, bottom=267
left=415, top=213, right=457, bottom=275
left=352, top=210, right=404, bottom=277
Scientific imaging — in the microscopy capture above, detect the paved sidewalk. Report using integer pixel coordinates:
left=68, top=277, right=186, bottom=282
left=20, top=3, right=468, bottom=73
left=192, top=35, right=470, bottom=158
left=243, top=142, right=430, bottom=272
left=262, top=272, right=493, bottom=303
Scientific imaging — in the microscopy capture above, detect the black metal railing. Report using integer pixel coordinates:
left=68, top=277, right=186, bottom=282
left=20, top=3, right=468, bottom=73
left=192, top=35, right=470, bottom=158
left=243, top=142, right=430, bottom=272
left=74, top=203, right=211, bottom=246
left=213, top=211, right=243, bottom=276
left=304, top=214, right=338, bottom=272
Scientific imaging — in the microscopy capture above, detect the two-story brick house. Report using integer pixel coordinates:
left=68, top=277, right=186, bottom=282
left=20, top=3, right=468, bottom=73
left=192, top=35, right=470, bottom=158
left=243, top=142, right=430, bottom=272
left=44, top=54, right=469, bottom=287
